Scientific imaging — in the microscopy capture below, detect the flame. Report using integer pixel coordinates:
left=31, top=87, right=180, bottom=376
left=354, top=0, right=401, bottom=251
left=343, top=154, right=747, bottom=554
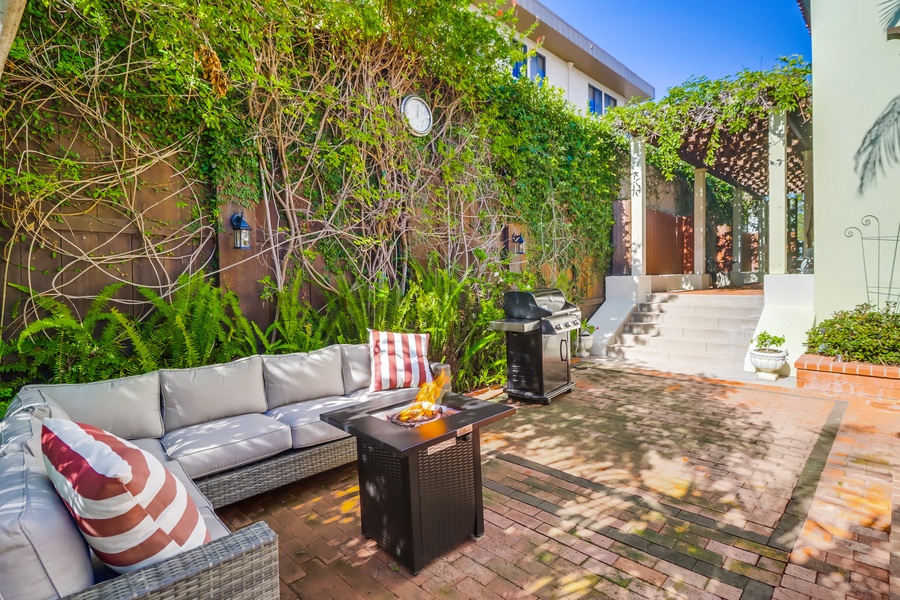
left=394, top=372, right=450, bottom=423
left=415, top=371, right=449, bottom=404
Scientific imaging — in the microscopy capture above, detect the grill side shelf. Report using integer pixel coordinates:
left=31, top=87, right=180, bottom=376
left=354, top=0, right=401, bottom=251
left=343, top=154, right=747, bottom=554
left=488, top=319, right=541, bottom=332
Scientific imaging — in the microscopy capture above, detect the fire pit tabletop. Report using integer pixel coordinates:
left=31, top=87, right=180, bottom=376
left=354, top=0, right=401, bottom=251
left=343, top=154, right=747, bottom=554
left=320, top=393, right=515, bottom=457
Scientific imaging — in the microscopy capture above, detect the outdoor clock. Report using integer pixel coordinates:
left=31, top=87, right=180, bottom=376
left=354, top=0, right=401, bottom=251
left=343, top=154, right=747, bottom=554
left=401, top=94, right=433, bottom=137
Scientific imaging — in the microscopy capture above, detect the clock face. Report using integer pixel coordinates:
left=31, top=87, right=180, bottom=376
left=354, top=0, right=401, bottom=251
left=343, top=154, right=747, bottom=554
left=401, top=95, right=433, bottom=136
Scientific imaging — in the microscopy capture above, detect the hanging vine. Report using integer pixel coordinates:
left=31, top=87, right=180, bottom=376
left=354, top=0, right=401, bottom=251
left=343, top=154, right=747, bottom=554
left=608, top=57, right=812, bottom=179
left=0, top=0, right=627, bottom=335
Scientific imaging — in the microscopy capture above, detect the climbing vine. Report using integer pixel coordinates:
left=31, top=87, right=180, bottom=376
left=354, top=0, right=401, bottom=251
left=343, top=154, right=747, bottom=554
left=608, top=57, right=811, bottom=179
left=0, top=0, right=625, bottom=334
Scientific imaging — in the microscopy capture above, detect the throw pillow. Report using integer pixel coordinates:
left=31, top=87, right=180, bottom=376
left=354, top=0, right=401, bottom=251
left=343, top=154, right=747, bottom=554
left=368, top=329, right=433, bottom=391
left=41, top=418, right=210, bottom=574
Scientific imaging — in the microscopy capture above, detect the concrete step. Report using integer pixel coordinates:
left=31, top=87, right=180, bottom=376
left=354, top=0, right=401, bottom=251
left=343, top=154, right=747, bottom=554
left=638, top=302, right=763, bottom=318
left=625, top=321, right=756, bottom=342
left=645, top=293, right=764, bottom=308
left=657, top=324, right=756, bottom=343
left=607, top=345, right=746, bottom=371
left=630, top=312, right=761, bottom=330
left=614, top=334, right=749, bottom=358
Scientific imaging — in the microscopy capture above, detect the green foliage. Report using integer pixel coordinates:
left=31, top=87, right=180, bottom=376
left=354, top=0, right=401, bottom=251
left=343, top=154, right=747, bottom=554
left=2, top=261, right=533, bottom=400
left=326, top=276, right=413, bottom=345
left=12, top=283, right=132, bottom=383
left=132, top=273, right=258, bottom=369
left=753, top=331, right=786, bottom=351
left=806, top=304, right=900, bottom=365
left=609, top=58, right=811, bottom=180
left=260, top=273, right=331, bottom=354
left=3, top=272, right=259, bottom=397
left=3, top=0, right=622, bottom=313
left=489, top=78, right=627, bottom=297
left=261, top=262, right=534, bottom=391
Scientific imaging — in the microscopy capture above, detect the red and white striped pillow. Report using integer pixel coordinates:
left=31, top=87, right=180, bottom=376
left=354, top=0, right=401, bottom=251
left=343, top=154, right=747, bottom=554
left=41, top=418, right=210, bottom=574
left=368, top=329, right=433, bottom=392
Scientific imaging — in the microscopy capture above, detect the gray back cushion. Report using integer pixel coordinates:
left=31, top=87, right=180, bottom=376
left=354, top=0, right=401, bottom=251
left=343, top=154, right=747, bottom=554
left=341, top=344, right=372, bottom=394
left=26, top=372, right=163, bottom=440
left=262, top=346, right=345, bottom=408
left=161, top=355, right=266, bottom=431
left=0, top=451, right=93, bottom=600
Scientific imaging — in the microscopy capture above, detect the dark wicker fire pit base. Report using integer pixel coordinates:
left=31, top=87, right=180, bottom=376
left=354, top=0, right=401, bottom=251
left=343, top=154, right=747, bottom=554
left=358, top=437, right=478, bottom=573
left=321, top=393, right=515, bottom=574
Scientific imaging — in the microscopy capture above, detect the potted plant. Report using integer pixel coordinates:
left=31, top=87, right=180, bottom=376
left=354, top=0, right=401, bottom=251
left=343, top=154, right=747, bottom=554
left=575, top=323, right=596, bottom=358
left=749, top=331, right=788, bottom=380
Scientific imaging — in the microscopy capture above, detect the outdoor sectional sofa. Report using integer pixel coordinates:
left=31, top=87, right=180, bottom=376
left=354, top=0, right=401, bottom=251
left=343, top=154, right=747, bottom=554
left=0, top=343, right=450, bottom=600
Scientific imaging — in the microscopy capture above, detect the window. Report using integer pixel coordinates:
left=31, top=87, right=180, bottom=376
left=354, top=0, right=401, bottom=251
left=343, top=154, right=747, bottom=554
left=589, top=86, right=619, bottom=115
left=529, top=52, right=546, bottom=82
left=604, top=93, right=618, bottom=112
left=588, top=85, right=604, bottom=115
left=512, top=44, right=527, bottom=79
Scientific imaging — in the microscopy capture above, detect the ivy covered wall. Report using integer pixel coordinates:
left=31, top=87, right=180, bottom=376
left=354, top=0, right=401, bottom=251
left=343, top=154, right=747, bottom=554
left=0, top=0, right=627, bottom=334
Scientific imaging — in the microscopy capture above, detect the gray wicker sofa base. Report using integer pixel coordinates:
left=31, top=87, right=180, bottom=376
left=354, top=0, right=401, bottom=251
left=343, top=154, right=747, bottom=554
left=1, top=343, right=448, bottom=600
left=63, top=523, right=278, bottom=600
left=196, top=436, right=357, bottom=508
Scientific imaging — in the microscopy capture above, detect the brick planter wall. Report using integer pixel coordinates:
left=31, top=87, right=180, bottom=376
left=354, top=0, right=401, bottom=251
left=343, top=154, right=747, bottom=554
left=795, top=353, right=900, bottom=400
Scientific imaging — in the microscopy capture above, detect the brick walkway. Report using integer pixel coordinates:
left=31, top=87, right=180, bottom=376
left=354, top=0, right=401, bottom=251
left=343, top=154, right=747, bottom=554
left=216, top=361, right=900, bottom=599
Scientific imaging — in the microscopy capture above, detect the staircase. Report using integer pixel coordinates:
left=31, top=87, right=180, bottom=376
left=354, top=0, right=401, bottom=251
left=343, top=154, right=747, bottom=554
left=607, top=292, right=764, bottom=374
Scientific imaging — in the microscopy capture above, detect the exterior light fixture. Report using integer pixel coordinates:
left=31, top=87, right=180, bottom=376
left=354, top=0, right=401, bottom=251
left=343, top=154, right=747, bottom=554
left=511, top=233, right=526, bottom=255
left=230, top=213, right=252, bottom=250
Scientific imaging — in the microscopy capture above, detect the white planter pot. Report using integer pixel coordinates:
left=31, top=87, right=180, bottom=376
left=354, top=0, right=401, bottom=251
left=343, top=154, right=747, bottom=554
left=749, top=348, right=788, bottom=378
left=576, top=334, right=594, bottom=358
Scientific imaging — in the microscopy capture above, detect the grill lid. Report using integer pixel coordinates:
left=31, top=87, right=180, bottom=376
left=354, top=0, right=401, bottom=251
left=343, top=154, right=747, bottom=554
left=503, top=289, right=578, bottom=319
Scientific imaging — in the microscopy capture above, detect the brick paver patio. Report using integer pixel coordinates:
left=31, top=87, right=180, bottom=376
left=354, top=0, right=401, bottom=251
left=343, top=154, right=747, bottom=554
left=216, top=361, right=900, bottom=599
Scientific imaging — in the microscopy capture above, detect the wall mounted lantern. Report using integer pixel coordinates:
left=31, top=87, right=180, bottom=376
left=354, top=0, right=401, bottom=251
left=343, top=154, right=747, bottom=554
left=230, top=213, right=252, bottom=250
left=511, top=233, right=526, bottom=255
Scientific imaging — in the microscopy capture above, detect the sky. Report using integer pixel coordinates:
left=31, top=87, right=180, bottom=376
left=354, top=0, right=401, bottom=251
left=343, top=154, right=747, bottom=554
left=541, top=0, right=812, bottom=98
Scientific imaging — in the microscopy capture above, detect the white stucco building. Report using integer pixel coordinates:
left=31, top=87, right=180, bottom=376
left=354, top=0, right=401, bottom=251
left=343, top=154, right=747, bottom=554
left=510, top=0, right=654, bottom=110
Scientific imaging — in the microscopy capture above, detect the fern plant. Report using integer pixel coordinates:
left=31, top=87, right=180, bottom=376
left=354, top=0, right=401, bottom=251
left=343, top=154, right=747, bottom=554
left=133, top=272, right=258, bottom=369
left=405, top=260, right=468, bottom=365
left=327, top=275, right=412, bottom=344
left=262, top=272, right=332, bottom=353
left=12, top=283, right=132, bottom=383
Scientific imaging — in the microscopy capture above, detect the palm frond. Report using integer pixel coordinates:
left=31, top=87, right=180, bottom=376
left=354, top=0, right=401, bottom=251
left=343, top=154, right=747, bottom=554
left=880, top=0, right=900, bottom=28
left=854, top=95, right=900, bottom=195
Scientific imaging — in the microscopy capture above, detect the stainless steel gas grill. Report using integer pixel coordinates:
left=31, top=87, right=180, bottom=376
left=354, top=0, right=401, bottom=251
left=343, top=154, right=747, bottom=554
left=489, top=289, right=582, bottom=404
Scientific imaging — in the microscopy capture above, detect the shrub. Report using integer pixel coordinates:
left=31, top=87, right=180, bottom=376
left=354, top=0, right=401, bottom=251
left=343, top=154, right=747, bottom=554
left=806, top=303, right=900, bottom=365
left=753, top=331, right=785, bottom=351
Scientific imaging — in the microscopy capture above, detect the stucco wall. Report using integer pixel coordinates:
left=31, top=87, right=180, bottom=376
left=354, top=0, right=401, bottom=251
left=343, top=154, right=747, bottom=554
left=522, top=39, right=624, bottom=114
left=812, top=0, right=900, bottom=318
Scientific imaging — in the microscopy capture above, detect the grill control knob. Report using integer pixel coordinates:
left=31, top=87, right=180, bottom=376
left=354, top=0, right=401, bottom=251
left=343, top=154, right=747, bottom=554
left=555, top=324, right=562, bottom=330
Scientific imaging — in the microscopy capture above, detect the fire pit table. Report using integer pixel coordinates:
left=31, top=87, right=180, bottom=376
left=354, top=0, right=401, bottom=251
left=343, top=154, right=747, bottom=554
left=320, top=393, right=515, bottom=573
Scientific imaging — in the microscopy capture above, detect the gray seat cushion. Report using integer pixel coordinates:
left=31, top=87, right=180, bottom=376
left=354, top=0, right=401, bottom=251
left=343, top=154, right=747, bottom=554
left=262, top=346, right=345, bottom=409
left=341, top=344, right=372, bottom=394
left=161, top=413, right=291, bottom=479
left=130, top=437, right=172, bottom=465
left=23, top=371, right=163, bottom=439
left=0, top=451, right=93, bottom=600
left=265, top=396, right=356, bottom=448
left=161, top=356, right=267, bottom=431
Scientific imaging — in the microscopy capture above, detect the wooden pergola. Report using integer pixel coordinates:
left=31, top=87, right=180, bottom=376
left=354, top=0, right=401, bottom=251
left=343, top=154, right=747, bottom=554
left=630, top=104, right=813, bottom=280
